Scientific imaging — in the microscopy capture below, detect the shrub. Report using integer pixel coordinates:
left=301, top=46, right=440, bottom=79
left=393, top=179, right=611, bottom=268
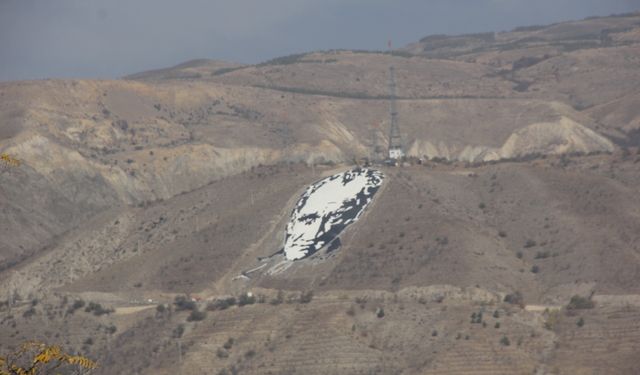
left=174, top=296, right=196, bottom=311
left=270, top=290, right=284, bottom=305
left=544, top=310, right=559, bottom=331
left=531, top=265, right=540, bottom=274
left=22, top=307, right=36, bottom=318
left=85, top=302, right=114, bottom=316
left=238, top=293, right=256, bottom=306
left=535, top=251, right=550, bottom=259
left=208, top=297, right=237, bottom=310
left=66, top=300, right=85, bottom=315
left=187, top=310, right=207, bottom=322
left=504, top=291, right=524, bottom=307
left=567, top=295, right=595, bottom=311
left=577, top=317, right=585, bottom=327
left=172, top=324, right=185, bottom=338
left=376, top=308, right=385, bottom=318
left=299, top=291, right=314, bottom=304
left=106, top=325, right=117, bottom=334
left=500, top=336, right=511, bottom=346
left=216, top=348, right=229, bottom=359
left=223, top=338, right=234, bottom=350
left=524, top=239, right=537, bottom=248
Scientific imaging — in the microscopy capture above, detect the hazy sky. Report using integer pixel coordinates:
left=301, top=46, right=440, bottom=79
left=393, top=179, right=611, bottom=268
left=1, top=0, right=639, bottom=81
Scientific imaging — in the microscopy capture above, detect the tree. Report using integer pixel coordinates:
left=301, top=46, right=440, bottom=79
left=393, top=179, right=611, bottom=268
left=0, top=341, right=97, bottom=375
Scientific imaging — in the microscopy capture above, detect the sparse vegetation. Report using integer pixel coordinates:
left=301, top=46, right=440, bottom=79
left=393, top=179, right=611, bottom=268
left=223, top=338, right=234, bottom=350
left=187, top=310, right=207, bottom=322
left=567, top=295, right=595, bottom=311
left=174, top=295, right=197, bottom=311
left=299, top=291, right=314, bottom=304
left=84, top=302, right=114, bottom=316
left=504, top=291, right=524, bottom=307
left=238, top=293, right=256, bottom=306
left=500, top=336, right=511, bottom=346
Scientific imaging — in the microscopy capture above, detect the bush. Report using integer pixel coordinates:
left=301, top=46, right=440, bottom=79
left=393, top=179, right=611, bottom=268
left=299, top=291, right=313, bottom=304
left=106, top=325, right=117, bottom=334
left=172, top=324, right=185, bottom=338
left=216, top=348, right=229, bottom=359
left=504, top=291, right=524, bottom=307
left=187, top=310, right=207, bottom=322
left=208, top=297, right=237, bottom=311
left=270, top=290, right=284, bottom=305
left=66, top=299, right=85, bottom=315
left=535, top=251, right=550, bottom=259
left=577, top=317, right=585, bottom=327
left=223, top=338, right=234, bottom=350
left=85, top=302, right=114, bottom=316
left=500, top=336, right=511, bottom=346
left=174, top=296, right=197, bottom=311
left=524, top=239, right=537, bottom=248
left=567, top=295, right=595, bottom=311
left=238, top=293, right=256, bottom=306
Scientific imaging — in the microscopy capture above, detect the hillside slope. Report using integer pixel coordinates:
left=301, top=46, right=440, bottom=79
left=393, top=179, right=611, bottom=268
left=1, top=12, right=640, bottom=375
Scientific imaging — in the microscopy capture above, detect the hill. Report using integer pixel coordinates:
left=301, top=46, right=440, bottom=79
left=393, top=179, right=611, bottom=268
left=1, top=12, right=640, bottom=375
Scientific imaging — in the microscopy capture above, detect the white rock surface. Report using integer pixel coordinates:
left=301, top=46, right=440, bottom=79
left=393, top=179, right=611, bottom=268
left=284, top=168, right=383, bottom=261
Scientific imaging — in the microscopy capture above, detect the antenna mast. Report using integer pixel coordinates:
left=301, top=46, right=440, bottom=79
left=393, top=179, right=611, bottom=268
left=387, top=66, right=404, bottom=160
